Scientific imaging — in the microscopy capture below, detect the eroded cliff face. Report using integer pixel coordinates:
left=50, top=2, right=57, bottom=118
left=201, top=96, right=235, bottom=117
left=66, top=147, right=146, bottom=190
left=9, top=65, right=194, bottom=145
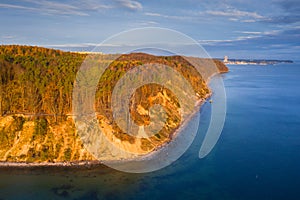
left=0, top=115, right=94, bottom=162
left=0, top=46, right=228, bottom=162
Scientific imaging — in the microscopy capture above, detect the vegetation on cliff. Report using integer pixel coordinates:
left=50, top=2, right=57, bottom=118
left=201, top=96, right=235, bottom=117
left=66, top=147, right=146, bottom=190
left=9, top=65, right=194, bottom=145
left=0, top=45, right=228, bottom=162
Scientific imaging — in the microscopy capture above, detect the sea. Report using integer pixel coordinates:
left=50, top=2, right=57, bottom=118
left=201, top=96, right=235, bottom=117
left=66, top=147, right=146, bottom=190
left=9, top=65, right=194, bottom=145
left=0, top=62, right=300, bottom=200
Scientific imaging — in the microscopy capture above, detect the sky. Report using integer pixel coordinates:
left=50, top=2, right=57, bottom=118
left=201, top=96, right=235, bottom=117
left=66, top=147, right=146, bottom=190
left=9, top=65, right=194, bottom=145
left=0, top=0, right=299, bottom=60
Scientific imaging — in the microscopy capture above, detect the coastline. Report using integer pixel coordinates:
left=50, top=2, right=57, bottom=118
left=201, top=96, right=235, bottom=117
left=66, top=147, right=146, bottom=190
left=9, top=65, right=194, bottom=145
left=0, top=160, right=103, bottom=169
left=0, top=95, right=210, bottom=168
left=0, top=67, right=226, bottom=168
left=0, top=94, right=211, bottom=169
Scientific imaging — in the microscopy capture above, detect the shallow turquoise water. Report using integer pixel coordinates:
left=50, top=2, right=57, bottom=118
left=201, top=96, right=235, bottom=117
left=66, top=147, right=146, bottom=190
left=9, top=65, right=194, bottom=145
left=0, top=63, right=300, bottom=200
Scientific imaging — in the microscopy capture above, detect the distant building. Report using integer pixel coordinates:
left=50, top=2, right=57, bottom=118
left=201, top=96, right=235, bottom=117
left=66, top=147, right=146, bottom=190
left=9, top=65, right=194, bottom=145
left=224, top=56, right=228, bottom=63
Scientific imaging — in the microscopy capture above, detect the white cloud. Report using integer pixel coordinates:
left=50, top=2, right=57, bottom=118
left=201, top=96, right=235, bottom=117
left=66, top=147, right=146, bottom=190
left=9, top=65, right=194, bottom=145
left=44, top=43, right=122, bottom=48
left=145, top=12, right=193, bottom=21
left=0, top=1, right=89, bottom=16
left=199, top=29, right=282, bottom=46
left=236, top=31, right=263, bottom=34
left=0, top=0, right=141, bottom=16
left=198, top=35, right=260, bottom=45
left=145, top=12, right=162, bottom=17
left=144, top=8, right=266, bottom=24
left=45, top=43, right=96, bottom=48
left=236, top=35, right=260, bottom=40
left=241, top=19, right=256, bottom=23
left=1, top=35, right=15, bottom=39
left=206, top=9, right=264, bottom=19
left=229, top=18, right=239, bottom=21
left=0, top=3, right=36, bottom=11
left=114, top=0, right=142, bottom=11
left=30, top=0, right=91, bottom=16
left=198, top=39, right=237, bottom=45
left=131, top=20, right=159, bottom=27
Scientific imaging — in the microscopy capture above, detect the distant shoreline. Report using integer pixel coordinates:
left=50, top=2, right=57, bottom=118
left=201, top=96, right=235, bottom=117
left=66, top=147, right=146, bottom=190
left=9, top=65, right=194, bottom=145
left=221, top=59, right=293, bottom=65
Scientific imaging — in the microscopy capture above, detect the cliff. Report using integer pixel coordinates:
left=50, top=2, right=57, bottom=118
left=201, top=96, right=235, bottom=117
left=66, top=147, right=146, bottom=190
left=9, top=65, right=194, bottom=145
left=0, top=45, right=228, bottom=163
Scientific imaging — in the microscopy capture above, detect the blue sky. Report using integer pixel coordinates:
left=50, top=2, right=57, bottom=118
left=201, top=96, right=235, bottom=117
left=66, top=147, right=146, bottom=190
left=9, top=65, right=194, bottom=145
left=0, top=0, right=299, bottom=59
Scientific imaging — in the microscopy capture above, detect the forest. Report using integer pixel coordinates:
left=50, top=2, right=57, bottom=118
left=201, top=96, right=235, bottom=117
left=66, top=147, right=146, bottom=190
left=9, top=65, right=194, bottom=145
left=0, top=45, right=228, bottom=162
left=0, top=45, right=85, bottom=119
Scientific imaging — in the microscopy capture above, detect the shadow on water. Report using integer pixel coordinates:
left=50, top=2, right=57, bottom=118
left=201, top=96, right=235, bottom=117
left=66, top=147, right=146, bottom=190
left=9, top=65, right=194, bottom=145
left=0, top=164, right=146, bottom=200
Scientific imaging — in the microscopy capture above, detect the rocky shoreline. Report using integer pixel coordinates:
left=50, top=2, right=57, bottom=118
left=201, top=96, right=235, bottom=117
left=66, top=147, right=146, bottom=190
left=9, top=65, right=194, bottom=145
left=0, top=160, right=103, bottom=169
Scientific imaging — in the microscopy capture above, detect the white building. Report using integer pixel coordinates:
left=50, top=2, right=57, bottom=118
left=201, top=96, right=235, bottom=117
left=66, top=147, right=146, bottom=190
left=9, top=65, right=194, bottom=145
left=224, top=56, right=228, bottom=63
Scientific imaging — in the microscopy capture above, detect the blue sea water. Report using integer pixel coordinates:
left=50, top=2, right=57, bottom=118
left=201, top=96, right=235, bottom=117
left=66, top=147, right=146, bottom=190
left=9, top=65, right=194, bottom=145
left=1, top=63, right=300, bottom=200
